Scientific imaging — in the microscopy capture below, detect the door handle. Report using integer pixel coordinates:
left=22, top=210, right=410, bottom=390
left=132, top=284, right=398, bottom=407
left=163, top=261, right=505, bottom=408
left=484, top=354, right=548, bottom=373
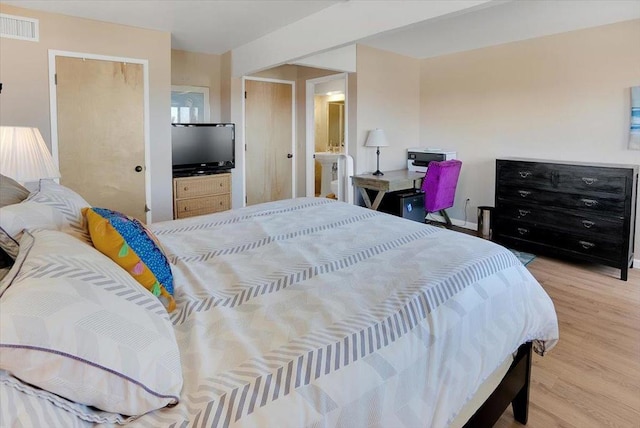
left=287, top=153, right=293, bottom=159
left=135, top=165, right=143, bottom=172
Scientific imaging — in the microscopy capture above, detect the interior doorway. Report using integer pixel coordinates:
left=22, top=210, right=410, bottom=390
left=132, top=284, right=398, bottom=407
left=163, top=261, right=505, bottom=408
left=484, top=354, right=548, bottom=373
left=305, top=73, right=349, bottom=200
left=49, top=51, right=151, bottom=222
left=243, top=77, right=295, bottom=206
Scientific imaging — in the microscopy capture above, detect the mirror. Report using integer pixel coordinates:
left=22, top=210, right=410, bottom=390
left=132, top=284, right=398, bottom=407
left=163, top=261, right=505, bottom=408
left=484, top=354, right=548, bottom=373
left=328, top=101, right=344, bottom=153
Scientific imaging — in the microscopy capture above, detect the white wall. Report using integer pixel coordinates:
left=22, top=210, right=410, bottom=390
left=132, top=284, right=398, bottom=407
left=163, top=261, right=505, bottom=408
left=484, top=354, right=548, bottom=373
left=231, top=0, right=490, bottom=76
left=355, top=45, right=421, bottom=175
left=419, top=19, right=640, bottom=252
left=0, top=3, right=173, bottom=221
left=293, top=45, right=357, bottom=73
left=171, top=49, right=222, bottom=122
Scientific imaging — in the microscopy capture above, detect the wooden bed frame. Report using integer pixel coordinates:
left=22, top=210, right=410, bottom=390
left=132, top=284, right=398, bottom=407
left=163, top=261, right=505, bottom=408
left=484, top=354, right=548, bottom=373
left=463, top=342, right=532, bottom=427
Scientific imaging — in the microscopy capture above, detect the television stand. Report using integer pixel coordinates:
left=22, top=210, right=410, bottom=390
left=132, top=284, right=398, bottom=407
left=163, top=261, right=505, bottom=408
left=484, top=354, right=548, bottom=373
left=172, top=168, right=231, bottom=178
left=173, top=173, right=231, bottom=219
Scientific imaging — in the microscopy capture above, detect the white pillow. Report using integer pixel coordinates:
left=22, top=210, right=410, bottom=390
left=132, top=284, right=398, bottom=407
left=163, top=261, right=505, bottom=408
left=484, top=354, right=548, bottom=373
left=0, top=229, right=183, bottom=416
left=0, top=202, right=67, bottom=258
left=26, top=179, right=92, bottom=243
left=0, top=180, right=91, bottom=258
left=0, top=228, right=20, bottom=260
left=0, top=229, right=35, bottom=298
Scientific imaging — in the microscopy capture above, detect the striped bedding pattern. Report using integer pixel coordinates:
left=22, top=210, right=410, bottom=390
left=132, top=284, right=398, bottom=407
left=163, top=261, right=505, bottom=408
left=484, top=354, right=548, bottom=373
left=1, top=198, right=558, bottom=427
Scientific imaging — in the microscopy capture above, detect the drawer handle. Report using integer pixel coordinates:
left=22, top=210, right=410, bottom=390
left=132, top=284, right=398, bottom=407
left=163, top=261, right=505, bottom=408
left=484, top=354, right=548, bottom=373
left=184, top=187, right=189, bottom=191
left=581, top=198, right=598, bottom=207
left=582, top=177, right=598, bottom=185
left=183, top=207, right=188, bottom=211
left=517, top=227, right=529, bottom=235
left=519, top=171, right=532, bottom=178
left=518, top=209, right=531, bottom=217
left=579, top=240, right=595, bottom=249
left=582, top=220, right=595, bottom=229
left=518, top=190, right=531, bottom=198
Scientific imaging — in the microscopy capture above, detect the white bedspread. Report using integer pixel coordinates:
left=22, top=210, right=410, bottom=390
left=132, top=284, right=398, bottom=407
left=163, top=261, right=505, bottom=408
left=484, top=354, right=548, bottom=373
left=2, top=198, right=559, bottom=427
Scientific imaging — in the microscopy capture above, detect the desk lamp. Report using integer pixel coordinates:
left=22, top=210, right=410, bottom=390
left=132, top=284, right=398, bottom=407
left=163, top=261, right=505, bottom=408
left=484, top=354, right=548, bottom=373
left=365, top=128, right=388, bottom=176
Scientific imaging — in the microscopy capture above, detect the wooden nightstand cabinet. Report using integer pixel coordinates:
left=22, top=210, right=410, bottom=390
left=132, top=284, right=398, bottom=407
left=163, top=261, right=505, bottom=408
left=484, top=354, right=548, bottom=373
left=173, top=173, right=231, bottom=219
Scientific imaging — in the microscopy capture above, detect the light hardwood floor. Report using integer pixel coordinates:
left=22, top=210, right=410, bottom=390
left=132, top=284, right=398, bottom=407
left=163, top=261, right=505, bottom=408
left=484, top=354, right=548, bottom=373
left=495, top=256, right=640, bottom=428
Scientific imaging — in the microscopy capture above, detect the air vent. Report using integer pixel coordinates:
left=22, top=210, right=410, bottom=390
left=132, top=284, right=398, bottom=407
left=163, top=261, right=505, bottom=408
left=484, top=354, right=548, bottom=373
left=0, top=13, right=39, bottom=42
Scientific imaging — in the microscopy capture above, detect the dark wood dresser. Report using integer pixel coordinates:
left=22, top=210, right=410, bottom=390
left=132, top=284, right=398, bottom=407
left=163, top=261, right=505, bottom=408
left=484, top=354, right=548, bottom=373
left=494, top=158, right=638, bottom=280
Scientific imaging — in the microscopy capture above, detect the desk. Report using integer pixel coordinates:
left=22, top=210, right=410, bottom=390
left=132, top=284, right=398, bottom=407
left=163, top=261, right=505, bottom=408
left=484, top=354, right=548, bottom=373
left=351, top=169, right=424, bottom=210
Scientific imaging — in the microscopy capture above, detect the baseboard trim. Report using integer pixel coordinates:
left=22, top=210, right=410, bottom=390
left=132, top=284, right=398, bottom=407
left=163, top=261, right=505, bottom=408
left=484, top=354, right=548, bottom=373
left=634, top=259, right=639, bottom=270
left=427, top=213, right=477, bottom=232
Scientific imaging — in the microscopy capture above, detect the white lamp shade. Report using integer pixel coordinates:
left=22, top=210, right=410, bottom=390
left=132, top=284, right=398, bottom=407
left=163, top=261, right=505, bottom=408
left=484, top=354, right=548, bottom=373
left=364, top=128, right=389, bottom=147
left=0, top=126, right=61, bottom=182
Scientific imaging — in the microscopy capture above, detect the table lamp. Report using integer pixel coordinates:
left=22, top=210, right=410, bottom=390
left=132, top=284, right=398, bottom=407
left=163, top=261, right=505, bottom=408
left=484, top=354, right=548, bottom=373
left=0, top=126, right=61, bottom=183
left=365, top=128, right=388, bottom=176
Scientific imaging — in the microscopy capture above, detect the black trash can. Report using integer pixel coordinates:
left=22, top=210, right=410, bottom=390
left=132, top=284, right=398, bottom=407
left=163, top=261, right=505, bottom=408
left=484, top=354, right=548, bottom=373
left=477, top=206, right=493, bottom=239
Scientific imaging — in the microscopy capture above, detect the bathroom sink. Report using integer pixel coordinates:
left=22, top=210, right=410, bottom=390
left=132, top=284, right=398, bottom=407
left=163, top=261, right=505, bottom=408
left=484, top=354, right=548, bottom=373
left=314, top=152, right=341, bottom=163
left=314, top=152, right=341, bottom=197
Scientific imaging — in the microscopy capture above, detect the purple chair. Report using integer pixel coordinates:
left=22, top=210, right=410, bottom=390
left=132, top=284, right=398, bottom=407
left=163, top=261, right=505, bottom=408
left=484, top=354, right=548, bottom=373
left=420, top=159, right=462, bottom=228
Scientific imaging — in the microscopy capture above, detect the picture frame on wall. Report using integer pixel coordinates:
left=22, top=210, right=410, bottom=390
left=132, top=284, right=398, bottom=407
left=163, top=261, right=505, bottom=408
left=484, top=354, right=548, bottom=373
left=171, top=85, right=210, bottom=124
left=630, top=86, right=639, bottom=150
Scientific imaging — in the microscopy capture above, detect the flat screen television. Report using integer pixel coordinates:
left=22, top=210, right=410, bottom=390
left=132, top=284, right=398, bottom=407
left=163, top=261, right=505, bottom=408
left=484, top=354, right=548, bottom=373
left=171, top=123, right=235, bottom=175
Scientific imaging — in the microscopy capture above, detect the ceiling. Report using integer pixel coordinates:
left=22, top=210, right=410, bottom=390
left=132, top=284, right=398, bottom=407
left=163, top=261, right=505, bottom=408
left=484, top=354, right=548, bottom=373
left=1, top=0, right=340, bottom=54
left=3, top=0, right=639, bottom=61
left=362, top=0, right=640, bottom=59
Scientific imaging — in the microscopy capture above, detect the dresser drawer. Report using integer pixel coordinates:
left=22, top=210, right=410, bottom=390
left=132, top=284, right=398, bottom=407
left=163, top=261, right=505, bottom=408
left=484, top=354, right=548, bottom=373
left=495, top=220, right=548, bottom=243
left=175, top=175, right=230, bottom=199
left=496, top=220, right=622, bottom=262
left=175, top=195, right=230, bottom=218
left=555, top=165, right=627, bottom=196
left=497, top=161, right=627, bottom=197
left=173, top=173, right=232, bottom=220
left=497, top=161, right=554, bottom=189
left=497, top=187, right=626, bottom=216
left=498, top=204, right=624, bottom=241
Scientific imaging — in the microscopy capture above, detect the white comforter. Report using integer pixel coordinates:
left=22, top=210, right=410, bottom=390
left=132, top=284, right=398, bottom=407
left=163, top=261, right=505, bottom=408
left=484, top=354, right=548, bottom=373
left=3, top=198, right=559, bottom=427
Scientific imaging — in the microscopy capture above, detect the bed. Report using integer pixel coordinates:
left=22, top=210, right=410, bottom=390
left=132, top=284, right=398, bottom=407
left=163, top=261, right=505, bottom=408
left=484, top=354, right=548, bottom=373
left=0, top=189, right=559, bottom=428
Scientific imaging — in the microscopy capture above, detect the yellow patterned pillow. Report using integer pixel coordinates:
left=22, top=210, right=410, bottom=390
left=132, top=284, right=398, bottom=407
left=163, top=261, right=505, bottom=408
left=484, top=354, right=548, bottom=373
left=83, top=208, right=176, bottom=312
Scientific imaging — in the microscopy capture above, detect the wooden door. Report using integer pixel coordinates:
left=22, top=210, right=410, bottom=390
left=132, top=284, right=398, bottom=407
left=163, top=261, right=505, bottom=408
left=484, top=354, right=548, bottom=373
left=55, top=56, right=146, bottom=220
left=245, top=80, right=293, bottom=205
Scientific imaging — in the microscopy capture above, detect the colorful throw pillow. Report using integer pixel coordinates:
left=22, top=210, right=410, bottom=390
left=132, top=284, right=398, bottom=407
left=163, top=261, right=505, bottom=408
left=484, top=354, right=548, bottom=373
left=83, top=208, right=176, bottom=312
